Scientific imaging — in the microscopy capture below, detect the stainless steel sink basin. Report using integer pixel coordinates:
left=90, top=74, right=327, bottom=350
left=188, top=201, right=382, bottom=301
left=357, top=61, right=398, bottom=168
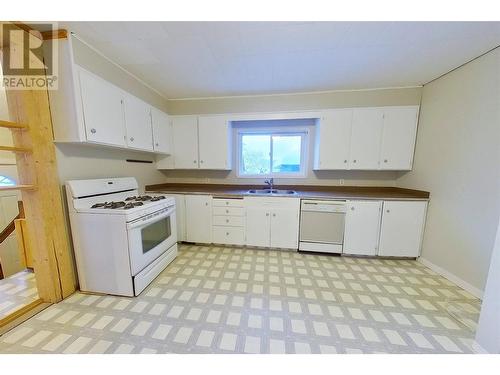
left=247, top=189, right=297, bottom=195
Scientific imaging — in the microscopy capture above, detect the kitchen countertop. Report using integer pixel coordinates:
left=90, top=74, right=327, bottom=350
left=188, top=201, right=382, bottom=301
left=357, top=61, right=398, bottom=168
left=146, top=183, right=430, bottom=200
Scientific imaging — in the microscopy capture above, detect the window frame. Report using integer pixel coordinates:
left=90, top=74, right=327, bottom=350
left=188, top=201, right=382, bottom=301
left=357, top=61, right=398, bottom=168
left=236, top=127, right=309, bottom=178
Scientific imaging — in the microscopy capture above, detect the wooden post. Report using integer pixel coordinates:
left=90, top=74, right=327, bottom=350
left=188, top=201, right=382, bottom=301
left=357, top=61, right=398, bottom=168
left=1, top=22, right=76, bottom=302
left=5, top=88, right=77, bottom=302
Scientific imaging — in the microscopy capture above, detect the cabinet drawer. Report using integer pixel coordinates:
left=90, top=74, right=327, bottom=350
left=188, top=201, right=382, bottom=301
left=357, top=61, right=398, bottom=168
left=213, top=215, right=244, bottom=227
left=213, top=226, right=245, bottom=246
left=212, top=198, right=244, bottom=207
left=213, top=206, right=244, bottom=216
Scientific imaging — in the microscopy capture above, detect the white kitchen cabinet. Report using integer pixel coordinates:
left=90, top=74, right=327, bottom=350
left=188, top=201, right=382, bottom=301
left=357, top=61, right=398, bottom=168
left=198, top=116, right=232, bottom=170
left=314, top=109, right=352, bottom=170
left=158, top=115, right=232, bottom=170
left=212, top=198, right=245, bottom=246
left=185, top=195, right=212, bottom=243
left=378, top=201, right=427, bottom=257
left=168, top=194, right=186, bottom=242
left=171, top=116, right=199, bottom=169
left=52, top=51, right=170, bottom=154
left=270, top=207, right=300, bottom=249
left=151, top=107, right=172, bottom=154
left=344, top=200, right=382, bottom=256
left=78, top=68, right=127, bottom=147
left=123, top=93, right=153, bottom=151
left=245, top=206, right=272, bottom=247
left=350, top=108, right=384, bottom=170
left=244, top=197, right=300, bottom=249
left=380, top=107, right=419, bottom=170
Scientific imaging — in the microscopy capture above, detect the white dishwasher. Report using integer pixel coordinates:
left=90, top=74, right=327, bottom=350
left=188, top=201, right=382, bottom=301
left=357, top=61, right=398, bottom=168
left=299, top=200, right=346, bottom=254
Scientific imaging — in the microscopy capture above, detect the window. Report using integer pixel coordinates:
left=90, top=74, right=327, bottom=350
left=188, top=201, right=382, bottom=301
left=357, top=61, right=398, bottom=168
left=238, top=130, right=308, bottom=177
left=0, top=176, right=15, bottom=187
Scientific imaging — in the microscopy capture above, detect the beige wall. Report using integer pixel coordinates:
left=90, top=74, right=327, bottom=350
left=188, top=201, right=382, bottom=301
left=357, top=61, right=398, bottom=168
left=55, top=37, right=168, bottom=192
left=397, top=48, right=500, bottom=294
left=161, top=87, right=422, bottom=186
left=168, top=87, right=422, bottom=115
left=56, top=144, right=165, bottom=192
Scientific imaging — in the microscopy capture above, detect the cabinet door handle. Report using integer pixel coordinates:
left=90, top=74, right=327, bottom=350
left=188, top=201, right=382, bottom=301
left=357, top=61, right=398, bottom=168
left=226, top=219, right=229, bottom=223
left=226, top=232, right=229, bottom=236
left=205, top=202, right=208, bottom=206
left=344, top=159, right=347, bottom=163
left=351, top=207, right=355, bottom=211
left=200, top=160, right=204, bottom=164
left=384, top=159, right=388, bottom=163
left=193, top=160, right=197, bottom=163
left=265, top=213, right=269, bottom=217
left=130, top=137, right=134, bottom=142
left=272, top=213, right=276, bottom=217
left=90, top=128, right=96, bottom=134
left=386, top=209, right=390, bottom=213
left=353, top=160, right=357, bottom=163
left=155, top=142, right=159, bottom=147
left=225, top=209, right=229, bottom=214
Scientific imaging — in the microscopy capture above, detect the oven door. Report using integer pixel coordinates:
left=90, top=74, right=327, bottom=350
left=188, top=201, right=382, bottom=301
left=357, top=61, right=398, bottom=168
left=127, top=206, right=177, bottom=276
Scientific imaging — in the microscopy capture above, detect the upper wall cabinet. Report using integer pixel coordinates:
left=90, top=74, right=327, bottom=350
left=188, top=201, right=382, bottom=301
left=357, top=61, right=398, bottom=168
left=350, top=108, right=384, bottom=170
left=314, top=109, right=352, bottom=169
left=48, top=37, right=171, bottom=154
left=314, top=106, right=419, bottom=171
left=78, top=68, right=127, bottom=147
left=379, top=107, right=419, bottom=170
left=171, top=116, right=200, bottom=169
left=157, top=115, right=232, bottom=170
left=151, top=108, right=171, bottom=154
left=198, top=116, right=232, bottom=170
left=123, top=92, right=153, bottom=151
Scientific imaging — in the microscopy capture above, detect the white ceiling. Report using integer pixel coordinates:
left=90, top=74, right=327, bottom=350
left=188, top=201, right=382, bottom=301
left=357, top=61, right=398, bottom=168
left=60, top=21, right=500, bottom=99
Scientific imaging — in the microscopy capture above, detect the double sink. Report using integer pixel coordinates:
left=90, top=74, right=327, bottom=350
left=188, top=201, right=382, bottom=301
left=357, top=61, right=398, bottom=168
left=247, top=189, right=297, bottom=195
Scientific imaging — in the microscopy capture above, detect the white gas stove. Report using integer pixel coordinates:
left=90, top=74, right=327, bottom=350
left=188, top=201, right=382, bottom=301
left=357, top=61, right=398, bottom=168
left=66, top=177, right=178, bottom=296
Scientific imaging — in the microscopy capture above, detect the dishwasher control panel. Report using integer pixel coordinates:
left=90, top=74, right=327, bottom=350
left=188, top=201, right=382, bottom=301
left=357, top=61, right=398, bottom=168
left=301, top=200, right=347, bottom=213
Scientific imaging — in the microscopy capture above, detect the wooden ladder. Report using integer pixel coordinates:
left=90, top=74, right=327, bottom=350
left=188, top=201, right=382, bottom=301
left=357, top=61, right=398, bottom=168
left=0, top=119, right=36, bottom=192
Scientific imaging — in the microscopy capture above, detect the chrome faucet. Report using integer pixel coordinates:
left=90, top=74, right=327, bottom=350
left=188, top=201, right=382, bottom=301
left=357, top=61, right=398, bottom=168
left=264, top=178, right=274, bottom=190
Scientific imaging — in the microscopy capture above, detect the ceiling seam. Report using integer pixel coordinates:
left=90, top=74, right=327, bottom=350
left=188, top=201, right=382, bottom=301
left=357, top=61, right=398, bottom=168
left=423, top=44, right=500, bottom=86
left=167, top=85, right=424, bottom=101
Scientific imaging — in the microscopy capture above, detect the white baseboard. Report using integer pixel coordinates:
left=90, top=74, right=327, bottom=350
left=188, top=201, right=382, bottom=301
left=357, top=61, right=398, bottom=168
left=418, top=257, right=483, bottom=299
left=472, top=341, right=489, bottom=354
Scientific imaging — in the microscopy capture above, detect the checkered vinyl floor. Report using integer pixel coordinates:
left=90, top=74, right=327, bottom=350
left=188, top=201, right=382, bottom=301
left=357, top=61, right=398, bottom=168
left=0, top=244, right=480, bottom=353
left=0, top=270, right=39, bottom=320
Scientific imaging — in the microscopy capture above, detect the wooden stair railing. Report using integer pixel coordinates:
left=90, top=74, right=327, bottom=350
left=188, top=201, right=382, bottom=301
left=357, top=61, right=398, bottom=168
left=0, top=201, right=26, bottom=280
left=0, top=201, right=24, bottom=245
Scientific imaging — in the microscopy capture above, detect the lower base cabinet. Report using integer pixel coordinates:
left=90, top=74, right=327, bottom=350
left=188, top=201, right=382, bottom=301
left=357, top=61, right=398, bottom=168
left=213, top=227, right=245, bottom=246
left=245, top=206, right=271, bottom=247
left=212, top=198, right=245, bottom=246
left=168, top=193, right=427, bottom=258
left=378, top=201, right=427, bottom=257
left=343, top=200, right=382, bottom=256
left=185, top=195, right=212, bottom=243
left=244, top=197, right=300, bottom=249
left=168, top=194, right=186, bottom=242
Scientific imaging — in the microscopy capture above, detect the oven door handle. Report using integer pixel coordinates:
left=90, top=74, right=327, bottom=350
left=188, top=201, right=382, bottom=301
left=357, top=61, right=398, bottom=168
left=127, top=206, right=175, bottom=230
